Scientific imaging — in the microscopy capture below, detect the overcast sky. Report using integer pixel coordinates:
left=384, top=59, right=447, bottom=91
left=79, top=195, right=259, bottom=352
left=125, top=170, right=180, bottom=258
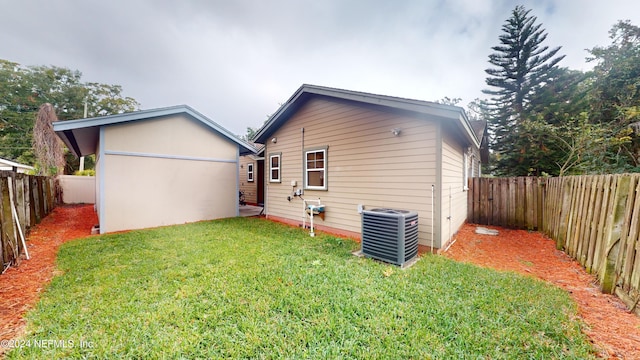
left=1, top=0, right=640, bottom=136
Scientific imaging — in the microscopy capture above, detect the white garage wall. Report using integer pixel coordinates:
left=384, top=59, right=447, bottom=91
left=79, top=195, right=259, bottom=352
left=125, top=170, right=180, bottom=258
left=99, top=115, right=239, bottom=233
left=58, top=175, right=96, bottom=204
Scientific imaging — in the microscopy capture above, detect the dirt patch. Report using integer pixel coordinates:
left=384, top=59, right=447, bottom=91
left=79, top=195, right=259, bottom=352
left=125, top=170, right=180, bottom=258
left=0, top=205, right=97, bottom=354
left=444, top=223, right=640, bottom=359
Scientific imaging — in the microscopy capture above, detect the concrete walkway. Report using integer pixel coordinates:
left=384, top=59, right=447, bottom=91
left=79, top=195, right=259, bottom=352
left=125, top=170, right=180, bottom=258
left=239, top=205, right=264, bottom=217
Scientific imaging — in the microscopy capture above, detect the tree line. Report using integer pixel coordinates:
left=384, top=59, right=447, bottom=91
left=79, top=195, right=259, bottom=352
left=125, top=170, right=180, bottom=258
left=481, top=6, right=640, bottom=176
left=0, top=59, right=139, bottom=173
left=2, top=6, right=639, bottom=177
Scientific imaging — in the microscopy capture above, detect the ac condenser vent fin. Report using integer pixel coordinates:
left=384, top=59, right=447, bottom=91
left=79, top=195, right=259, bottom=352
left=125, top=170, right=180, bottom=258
left=361, top=208, right=419, bottom=267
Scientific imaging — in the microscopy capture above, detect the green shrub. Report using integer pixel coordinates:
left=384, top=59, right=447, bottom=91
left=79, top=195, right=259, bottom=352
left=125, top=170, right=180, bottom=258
left=73, top=169, right=95, bottom=176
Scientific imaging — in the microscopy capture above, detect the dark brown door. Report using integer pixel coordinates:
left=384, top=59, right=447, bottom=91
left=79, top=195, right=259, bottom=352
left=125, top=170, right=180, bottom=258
left=257, top=159, right=264, bottom=205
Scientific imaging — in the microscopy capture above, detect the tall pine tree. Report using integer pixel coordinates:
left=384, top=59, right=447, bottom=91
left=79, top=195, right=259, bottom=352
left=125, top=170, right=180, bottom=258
left=484, top=5, right=565, bottom=176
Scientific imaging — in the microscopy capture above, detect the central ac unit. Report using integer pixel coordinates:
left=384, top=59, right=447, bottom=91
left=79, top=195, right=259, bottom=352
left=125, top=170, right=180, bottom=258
left=361, top=208, right=419, bottom=267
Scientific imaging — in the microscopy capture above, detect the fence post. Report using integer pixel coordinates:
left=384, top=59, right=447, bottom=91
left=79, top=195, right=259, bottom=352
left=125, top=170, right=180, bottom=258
left=0, top=177, right=17, bottom=266
left=536, top=177, right=544, bottom=231
left=557, top=178, right=573, bottom=250
left=37, top=177, right=45, bottom=220
left=601, top=175, right=631, bottom=294
left=0, top=178, right=5, bottom=270
left=15, top=174, right=26, bottom=236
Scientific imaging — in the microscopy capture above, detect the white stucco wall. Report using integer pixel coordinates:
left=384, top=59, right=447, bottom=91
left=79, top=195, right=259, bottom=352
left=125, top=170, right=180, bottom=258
left=98, top=115, right=239, bottom=233
left=58, top=175, right=96, bottom=204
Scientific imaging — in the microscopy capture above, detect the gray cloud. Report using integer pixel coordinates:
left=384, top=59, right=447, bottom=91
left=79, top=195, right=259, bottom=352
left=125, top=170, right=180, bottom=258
left=1, top=0, right=639, bottom=135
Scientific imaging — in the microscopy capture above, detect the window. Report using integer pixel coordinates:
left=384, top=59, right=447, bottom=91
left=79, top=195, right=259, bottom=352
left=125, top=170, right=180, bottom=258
left=269, top=153, right=281, bottom=182
left=305, top=147, right=327, bottom=190
left=247, top=163, right=254, bottom=182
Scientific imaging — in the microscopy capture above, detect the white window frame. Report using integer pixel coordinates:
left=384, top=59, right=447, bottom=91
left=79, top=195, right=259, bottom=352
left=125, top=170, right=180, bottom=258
left=247, top=163, right=254, bottom=182
left=269, top=153, right=281, bottom=183
left=304, top=146, right=328, bottom=190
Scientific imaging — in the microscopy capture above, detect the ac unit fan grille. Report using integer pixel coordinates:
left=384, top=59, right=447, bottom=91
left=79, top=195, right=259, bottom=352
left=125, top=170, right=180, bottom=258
left=361, top=208, right=419, bottom=266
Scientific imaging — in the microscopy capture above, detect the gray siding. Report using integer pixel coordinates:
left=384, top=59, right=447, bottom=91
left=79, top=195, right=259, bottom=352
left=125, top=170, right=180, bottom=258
left=239, top=156, right=258, bottom=205
left=440, top=129, right=468, bottom=247
left=265, top=98, right=438, bottom=245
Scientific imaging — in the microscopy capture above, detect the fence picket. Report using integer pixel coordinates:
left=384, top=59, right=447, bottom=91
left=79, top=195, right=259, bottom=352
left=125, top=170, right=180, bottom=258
left=480, top=177, right=489, bottom=224
left=620, top=176, right=640, bottom=292
left=573, top=176, right=591, bottom=259
left=568, top=177, right=582, bottom=257
left=586, top=176, right=604, bottom=272
left=468, top=174, right=640, bottom=314
left=601, top=176, right=630, bottom=293
left=536, top=177, right=544, bottom=231
left=0, top=173, right=55, bottom=272
left=581, top=177, right=594, bottom=264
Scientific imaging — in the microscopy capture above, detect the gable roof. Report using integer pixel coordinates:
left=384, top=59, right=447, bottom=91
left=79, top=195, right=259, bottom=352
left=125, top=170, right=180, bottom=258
left=253, top=84, right=480, bottom=149
left=470, top=120, right=486, bottom=141
left=53, top=105, right=256, bottom=157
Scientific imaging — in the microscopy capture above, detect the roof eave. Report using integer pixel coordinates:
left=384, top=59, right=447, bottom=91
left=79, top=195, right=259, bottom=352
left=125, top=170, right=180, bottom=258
left=456, top=111, right=481, bottom=149
left=253, top=84, right=481, bottom=149
left=0, top=158, right=34, bottom=169
left=253, top=87, right=309, bottom=144
left=54, top=105, right=258, bottom=157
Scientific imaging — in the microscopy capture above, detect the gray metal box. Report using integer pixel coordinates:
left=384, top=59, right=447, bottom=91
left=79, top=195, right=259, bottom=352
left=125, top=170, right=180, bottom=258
left=361, top=208, right=419, bottom=266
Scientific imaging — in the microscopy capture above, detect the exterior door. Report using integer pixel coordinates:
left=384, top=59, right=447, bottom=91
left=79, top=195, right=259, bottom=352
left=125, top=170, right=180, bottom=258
left=257, top=159, right=264, bottom=205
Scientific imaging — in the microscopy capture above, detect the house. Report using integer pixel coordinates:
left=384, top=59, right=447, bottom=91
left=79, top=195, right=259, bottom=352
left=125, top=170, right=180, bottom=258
left=239, top=145, right=265, bottom=206
left=253, top=84, right=482, bottom=250
left=0, top=157, right=34, bottom=173
left=54, top=105, right=255, bottom=233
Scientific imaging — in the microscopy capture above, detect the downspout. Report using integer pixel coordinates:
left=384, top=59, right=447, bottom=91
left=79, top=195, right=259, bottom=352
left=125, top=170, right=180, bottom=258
left=235, top=146, right=240, bottom=217
left=449, top=185, right=452, bottom=244
left=444, top=185, right=456, bottom=252
left=301, top=127, right=305, bottom=226
left=435, top=123, right=443, bottom=249
left=263, top=155, right=268, bottom=216
left=79, top=99, right=87, bottom=171
left=98, top=127, right=105, bottom=234
left=301, top=127, right=305, bottom=187
left=431, top=184, right=434, bottom=254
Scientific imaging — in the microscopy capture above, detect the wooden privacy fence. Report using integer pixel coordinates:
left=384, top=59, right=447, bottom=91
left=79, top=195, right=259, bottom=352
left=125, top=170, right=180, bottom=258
left=544, top=174, right=640, bottom=313
left=467, top=177, right=544, bottom=230
left=0, top=172, right=55, bottom=273
left=468, top=174, right=640, bottom=315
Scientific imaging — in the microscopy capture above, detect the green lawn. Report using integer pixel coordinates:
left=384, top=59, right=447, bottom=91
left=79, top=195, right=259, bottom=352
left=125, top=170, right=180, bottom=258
left=8, top=217, right=595, bottom=359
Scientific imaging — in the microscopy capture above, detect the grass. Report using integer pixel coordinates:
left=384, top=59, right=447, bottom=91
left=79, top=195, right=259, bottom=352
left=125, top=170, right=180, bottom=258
left=8, top=217, right=595, bottom=359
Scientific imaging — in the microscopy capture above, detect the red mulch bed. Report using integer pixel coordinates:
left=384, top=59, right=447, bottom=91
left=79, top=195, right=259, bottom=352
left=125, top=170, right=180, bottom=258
left=0, top=205, right=97, bottom=355
left=444, top=223, right=640, bottom=359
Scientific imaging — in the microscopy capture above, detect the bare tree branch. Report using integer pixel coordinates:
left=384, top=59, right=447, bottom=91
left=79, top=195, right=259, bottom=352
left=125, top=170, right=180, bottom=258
left=33, top=103, right=65, bottom=175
